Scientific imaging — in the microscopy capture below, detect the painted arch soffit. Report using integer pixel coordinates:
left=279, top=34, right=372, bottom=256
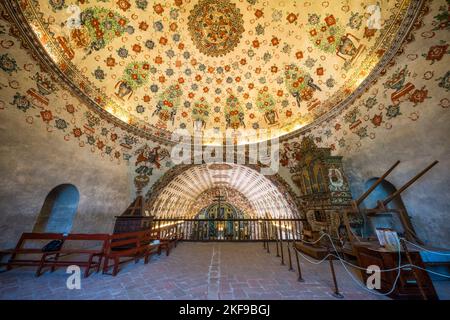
left=144, top=163, right=300, bottom=218
left=3, top=0, right=424, bottom=145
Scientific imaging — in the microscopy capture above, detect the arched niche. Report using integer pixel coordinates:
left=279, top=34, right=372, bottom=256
left=362, top=178, right=406, bottom=235
left=362, top=178, right=406, bottom=210
left=33, top=184, right=80, bottom=234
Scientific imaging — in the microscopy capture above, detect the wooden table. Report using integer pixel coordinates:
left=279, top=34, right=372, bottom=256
left=354, top=243, right=438, bottom=300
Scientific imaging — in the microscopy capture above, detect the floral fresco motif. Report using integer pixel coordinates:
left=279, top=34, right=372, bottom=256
left=256, top=88, right=278, bottom=125
left=76, top=7, right=129, bottom=54
left=437, top=71, right=450, bottom=91
left=431, top=0, right=450, bottom=31
left=188, top=0, right=244, bottom=57
left=192, top=98, right=211, bottom=129
left=308, top=14, right=345, bottom=54
left=224, top=94, right=245, bottom=129
left=115, top=61, right=150, bottom=100
left=152, top=84, right=182, bottom=124
left=284, top=64, right=321, bottom=109
left=0, top=53, right=19, bottom=75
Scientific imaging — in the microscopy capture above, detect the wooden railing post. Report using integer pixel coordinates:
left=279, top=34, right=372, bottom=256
left=400, top=238, right=428, bottom=300
left=262, top=220, right=266, bottom=249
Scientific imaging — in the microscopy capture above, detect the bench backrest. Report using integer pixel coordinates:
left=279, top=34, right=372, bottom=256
left=108, top=231, right=142, bottom=252
left=15, top=233, right=65, bottom=250
left=12, top=231, right=154, bottom=256
left=64, top=233, right=110, bottom=251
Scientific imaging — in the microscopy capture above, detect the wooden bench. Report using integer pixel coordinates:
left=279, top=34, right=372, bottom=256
left=38, top=233, right=109, bottom=277
left=0, top=233, right=64, bottom=276
left=0, top=232, right=109, bottom=278
left=103, top=230, right=159, bottom=276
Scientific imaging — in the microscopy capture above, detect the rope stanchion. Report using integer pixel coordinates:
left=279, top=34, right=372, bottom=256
left=293, top=241, right=304, bottom=282
left=274, top=223, right=280, bottom=257
left=293, top=232, right=402, bottom=297
left=278, top=219, right=285, bottom=265
left=262, top=221, right=266, bottom=249
left=327, top=247, right=344, bottom=299
left=287, top=242, right=293, bottom=271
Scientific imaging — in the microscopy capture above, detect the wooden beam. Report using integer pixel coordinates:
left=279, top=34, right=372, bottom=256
left=381, top=161, right=438, bottom=207
left=355, top=160, right=400, bottom=206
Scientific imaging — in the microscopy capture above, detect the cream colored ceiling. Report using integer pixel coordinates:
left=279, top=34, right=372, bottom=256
left=147, top=163, right=295, bottom=217
left=10, top=0, right=418, bottom=144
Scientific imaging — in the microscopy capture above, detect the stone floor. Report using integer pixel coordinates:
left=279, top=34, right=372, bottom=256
left=0, top=242, right=448, bottom=300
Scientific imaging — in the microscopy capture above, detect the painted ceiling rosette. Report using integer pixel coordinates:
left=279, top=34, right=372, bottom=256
left=187, top=0, right=245, bottom=57
left=2, top=0, right=424, bottom=144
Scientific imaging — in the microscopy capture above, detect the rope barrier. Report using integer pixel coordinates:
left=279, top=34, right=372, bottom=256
left=271, top=231, right=450, bottom=297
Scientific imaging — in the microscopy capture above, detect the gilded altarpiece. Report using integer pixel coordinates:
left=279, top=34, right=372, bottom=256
left=290, top=137, right=352, bottom=241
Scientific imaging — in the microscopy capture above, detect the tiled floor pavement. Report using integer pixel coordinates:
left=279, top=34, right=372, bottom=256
left=0, top=242, right=448, bottom=300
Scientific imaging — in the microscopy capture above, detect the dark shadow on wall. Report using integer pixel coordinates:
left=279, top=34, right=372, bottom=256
left=33, top=184, right=80, bottom=234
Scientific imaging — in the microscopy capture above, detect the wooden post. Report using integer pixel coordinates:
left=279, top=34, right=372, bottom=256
left=400, top=239, right=428, bottom=300
left=262, top=220, right=267, bottom=249
left=266, top=221, right=270, bottom=254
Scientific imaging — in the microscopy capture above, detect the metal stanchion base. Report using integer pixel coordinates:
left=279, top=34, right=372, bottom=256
left=332, top=292, right=344, bottom=299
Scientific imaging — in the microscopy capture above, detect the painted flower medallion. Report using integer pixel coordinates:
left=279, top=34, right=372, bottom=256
left=188, top=0, right=244, bottom=57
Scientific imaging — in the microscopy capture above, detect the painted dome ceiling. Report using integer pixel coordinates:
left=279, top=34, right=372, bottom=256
left=7, top=0, right=421, bottom=144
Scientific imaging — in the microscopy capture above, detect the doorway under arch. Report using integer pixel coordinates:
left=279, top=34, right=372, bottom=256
left=33, top=184, right=80, bottom=234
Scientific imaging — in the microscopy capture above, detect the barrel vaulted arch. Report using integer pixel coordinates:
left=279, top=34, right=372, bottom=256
left=145, top=163, right=299, bottom=218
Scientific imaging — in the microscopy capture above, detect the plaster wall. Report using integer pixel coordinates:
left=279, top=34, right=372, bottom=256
left=0, top=110, right=132, bottom=248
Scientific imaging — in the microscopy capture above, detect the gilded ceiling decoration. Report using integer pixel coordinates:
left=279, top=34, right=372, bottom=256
left=2, top=0, right=423, bottom=144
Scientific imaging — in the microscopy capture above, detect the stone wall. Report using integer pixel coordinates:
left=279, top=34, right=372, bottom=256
left=342, top=107, right=450, bottom=248
left=0, top=109, right=132, bottom=248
